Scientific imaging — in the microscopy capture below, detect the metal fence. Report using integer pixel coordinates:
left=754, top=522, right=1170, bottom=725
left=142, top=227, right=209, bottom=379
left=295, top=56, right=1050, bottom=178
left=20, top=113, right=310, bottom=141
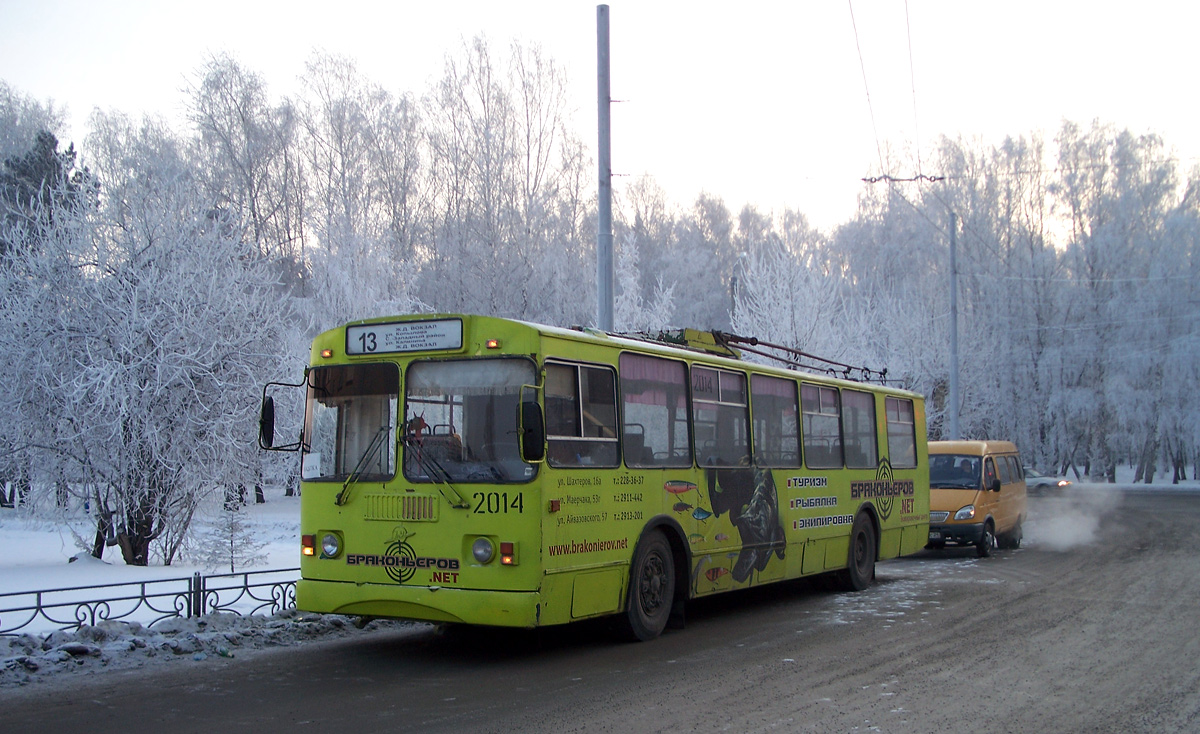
left=0, top=568, right=299, bottom=636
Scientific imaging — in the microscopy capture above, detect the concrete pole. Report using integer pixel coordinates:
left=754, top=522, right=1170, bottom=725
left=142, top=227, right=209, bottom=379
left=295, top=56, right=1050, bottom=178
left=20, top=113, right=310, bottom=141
left=596, top=4, right=614, bottom=331
left=948, top=212, right=960, bottom=440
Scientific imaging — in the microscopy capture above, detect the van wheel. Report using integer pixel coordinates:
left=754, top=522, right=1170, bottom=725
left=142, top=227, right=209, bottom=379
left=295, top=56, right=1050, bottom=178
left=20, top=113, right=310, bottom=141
left=838, top=513, right=877, bottom=591
left=621, top=531, right=675, bottom=641
left=1000, top=520, right=1023, bottom=550
left=976, top=522, right=996, bottom=558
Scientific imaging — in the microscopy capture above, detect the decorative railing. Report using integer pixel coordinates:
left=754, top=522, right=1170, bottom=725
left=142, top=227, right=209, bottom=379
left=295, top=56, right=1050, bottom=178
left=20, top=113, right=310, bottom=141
left=0, top=568, right=299, bottom=636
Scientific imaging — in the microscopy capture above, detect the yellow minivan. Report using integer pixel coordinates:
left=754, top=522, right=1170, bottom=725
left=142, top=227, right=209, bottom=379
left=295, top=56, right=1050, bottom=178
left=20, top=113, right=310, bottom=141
left=926, top=440, right=1027, bottom=557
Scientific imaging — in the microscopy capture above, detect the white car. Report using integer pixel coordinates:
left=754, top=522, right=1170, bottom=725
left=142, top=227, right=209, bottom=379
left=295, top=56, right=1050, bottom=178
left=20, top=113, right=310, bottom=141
left=1024, top=466, right=1071, bottom=495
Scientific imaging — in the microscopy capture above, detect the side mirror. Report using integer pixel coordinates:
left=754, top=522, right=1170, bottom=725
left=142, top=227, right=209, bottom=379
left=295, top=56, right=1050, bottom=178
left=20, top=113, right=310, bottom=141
left=258, top=377, right=307, bottom=452
left=990, top=477, right=1002, bottom=492
left=518, top=399, right=545, bottom=463
left=259, top=395, right=276, bottom=449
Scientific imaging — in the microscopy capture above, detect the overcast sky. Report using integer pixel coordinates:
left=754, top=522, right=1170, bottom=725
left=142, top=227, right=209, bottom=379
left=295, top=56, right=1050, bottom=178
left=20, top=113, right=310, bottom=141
left=1, top=0, right=1197, bottom=229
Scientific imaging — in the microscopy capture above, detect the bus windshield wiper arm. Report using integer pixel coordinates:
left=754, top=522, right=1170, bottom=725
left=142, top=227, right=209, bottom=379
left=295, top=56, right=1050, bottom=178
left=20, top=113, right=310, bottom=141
left=335, top=426, right=389, bottom=506
left=402, top=436, right=470, bottom=509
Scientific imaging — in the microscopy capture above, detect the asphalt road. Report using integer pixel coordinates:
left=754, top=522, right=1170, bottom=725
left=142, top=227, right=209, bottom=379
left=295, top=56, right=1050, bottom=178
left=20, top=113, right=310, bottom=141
left=6, top=487, right=1200, bottom=733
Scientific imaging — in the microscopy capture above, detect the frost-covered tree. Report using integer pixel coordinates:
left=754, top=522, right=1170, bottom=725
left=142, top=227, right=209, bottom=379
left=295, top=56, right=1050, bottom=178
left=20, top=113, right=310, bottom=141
left=0, top=82, right=65, bottom=167
left=420, top=37, right=591, bottom=323
left=196, top=505, right=267, bottom=573
left=296, top=53, right=425, bottom=325
left=0, top=130, right=91, bottom=255
left=188, top=54, right=304, bottom=267
left=0, top=128, right=91, bottom=508
left=1, top=111, right=292, bottom=565
left=614, top=233, right=674, bottom=331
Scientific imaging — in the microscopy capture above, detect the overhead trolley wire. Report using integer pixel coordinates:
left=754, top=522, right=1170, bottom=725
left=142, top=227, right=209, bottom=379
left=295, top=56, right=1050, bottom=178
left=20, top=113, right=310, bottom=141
left=848, top=0, right=886, bottom=176
left=904, top=0, right=923, bottom=178
left=851, top=1, right=944, bottom=186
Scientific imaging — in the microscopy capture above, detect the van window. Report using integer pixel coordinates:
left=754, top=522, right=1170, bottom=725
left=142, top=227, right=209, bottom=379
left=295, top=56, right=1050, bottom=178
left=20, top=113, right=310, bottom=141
left=984, top=457, right=998, bottom=487
left=1007, top=456, right=1023, bottom=481
left=930, top=454, right=981, bottom=489
left=997, top=456, right=1012, bottom=484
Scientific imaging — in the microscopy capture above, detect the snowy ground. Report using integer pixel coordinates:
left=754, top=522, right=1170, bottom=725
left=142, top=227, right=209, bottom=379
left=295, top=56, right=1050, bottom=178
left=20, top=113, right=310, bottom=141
left=2, top=466, right=1195, bottom=690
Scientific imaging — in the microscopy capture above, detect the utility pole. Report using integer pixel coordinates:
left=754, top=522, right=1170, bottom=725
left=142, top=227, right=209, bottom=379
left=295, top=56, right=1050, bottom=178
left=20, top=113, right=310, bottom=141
left=948, top=211, right=960, bottom=440
left=596, top=4, right=614, bottom=331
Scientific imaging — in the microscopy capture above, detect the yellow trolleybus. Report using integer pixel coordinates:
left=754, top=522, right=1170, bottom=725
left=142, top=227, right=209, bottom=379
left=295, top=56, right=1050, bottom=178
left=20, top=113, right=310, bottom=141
left=259, top=314, right=929, bottom=640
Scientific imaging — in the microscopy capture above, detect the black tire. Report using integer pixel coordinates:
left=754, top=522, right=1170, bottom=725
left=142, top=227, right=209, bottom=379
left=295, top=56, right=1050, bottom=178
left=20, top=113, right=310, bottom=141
left=977, top=521, right=996, bottom=558
left=999, top=520, right=1023, bottom=550
left=621, top=531, right=675, bottom=641
left=838, top=513, right=877, bottom=591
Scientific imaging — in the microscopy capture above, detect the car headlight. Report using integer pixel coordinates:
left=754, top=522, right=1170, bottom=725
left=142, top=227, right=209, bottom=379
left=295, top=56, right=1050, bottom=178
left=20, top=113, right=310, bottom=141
left=472, top=537, right=495, bottom=564
left=321, top=533, right=341, bottom=558
left=954, top=505, right=976, bottom=521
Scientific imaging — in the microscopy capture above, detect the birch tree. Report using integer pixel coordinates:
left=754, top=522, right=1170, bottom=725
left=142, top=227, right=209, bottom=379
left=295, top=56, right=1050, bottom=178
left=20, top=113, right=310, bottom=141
left=188, top=55, right=304, bottom=266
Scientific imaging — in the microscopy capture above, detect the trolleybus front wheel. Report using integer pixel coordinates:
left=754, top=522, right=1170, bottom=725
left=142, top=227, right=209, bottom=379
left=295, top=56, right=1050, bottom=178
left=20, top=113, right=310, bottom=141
left=621, top=530, right=675, bottom=641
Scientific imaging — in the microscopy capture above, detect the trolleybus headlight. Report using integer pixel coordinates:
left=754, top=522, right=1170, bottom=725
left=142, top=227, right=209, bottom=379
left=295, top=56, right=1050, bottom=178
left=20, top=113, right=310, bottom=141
left=321, top=533, right=342, bottom=558
left=954, top=505, right=976, bottom=521
left=472, top=537, right=495, bottom=564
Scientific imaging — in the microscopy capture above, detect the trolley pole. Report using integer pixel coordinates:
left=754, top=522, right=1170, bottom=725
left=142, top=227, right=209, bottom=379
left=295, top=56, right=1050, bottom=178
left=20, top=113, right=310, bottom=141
left=948, top=212, right=960, bottom=440
left=596, top=4, right=614, bottom=331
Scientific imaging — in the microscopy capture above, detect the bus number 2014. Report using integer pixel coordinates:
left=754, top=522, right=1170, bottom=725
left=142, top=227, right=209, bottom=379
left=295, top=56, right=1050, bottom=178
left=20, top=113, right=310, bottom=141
left=473, top=492, right=523, bottom=514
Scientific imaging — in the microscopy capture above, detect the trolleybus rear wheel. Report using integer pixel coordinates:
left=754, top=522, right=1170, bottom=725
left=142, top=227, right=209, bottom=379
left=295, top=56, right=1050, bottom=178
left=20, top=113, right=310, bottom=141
left=839, top=512, right=877, bottom=591
left=622, top=530, right=675, bottom=641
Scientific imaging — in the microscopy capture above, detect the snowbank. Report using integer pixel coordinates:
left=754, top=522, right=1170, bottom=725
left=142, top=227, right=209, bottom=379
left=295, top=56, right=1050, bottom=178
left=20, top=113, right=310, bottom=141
left=0, top=493, right=429, bottom=689
left=1, top=609, right=419, bottom=689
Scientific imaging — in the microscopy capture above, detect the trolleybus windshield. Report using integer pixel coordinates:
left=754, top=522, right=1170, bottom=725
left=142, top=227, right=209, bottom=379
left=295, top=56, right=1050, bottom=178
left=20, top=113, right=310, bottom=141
left=403, top=358, right=537, bottom=483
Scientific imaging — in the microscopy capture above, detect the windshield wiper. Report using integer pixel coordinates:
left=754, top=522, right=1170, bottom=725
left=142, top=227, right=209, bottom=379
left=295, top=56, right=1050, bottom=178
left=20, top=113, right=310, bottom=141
left=930, top=480, right=976, bottom=489
left=334, top=426, right=390, bottom=506
left=402, top=436, right=470, bottom=509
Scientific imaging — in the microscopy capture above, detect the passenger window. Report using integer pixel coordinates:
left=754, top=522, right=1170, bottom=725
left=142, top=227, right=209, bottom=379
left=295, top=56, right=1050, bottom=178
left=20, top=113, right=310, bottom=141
left=619, top=353, right=691, bottom=468
left=545, top=362, right=619, bottom=468
left=750, top=374, right=800, bottom=467
left=984, top=458, right=998, bottom=488
left=801, top=384, right=842, bottom=468
left=885, top=397, right=917, bottom=468
left=997, top=456, right=1012, bottom=484
left=691, top=367, right=749, bottom=467
left=841, top=389, right=878, bottom=469
left=1007, top=456, right=1023, bottom=482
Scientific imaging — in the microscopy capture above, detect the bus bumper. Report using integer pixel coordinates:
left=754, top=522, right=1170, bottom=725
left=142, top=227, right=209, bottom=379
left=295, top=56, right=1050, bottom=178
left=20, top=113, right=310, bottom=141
left=927, top=522, right=985, bottom=546
left=297, top=579, right=542, bottom=628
